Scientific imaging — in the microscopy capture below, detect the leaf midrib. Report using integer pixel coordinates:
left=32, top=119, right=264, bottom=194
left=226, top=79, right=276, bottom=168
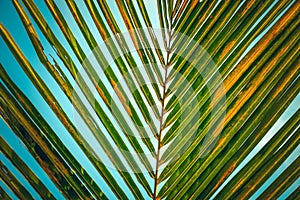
left=153, top=24, right=173, bottom=200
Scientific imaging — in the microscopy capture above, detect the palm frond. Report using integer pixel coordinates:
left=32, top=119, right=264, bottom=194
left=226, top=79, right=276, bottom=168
left=0, top=0, right=299, bottom=199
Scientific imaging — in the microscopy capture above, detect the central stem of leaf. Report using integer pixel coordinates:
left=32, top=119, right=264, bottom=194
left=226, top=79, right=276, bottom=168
left=153, top=29, right=172, bottom=199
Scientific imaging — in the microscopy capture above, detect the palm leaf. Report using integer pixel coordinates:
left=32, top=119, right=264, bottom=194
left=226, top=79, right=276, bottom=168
left=0, top=0, right=299, bottom=199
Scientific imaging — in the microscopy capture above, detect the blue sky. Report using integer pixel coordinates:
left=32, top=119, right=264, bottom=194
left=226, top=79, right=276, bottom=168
left=0, top=0, right=299, bottom=199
